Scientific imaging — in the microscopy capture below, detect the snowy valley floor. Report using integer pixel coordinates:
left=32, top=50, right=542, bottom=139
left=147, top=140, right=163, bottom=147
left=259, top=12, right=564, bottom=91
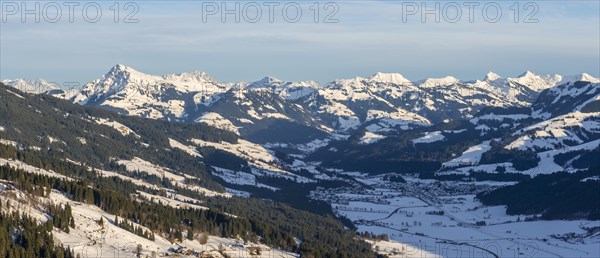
left=312, top=174, right=600, bottom=258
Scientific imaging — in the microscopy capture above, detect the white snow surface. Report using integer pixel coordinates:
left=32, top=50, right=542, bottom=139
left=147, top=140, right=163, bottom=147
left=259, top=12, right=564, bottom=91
left=507, top=70, right=562, bottom=91
left=196, top=112, right=240, bottom=135
left=483, top=71, right=502, bottom=81
left=190, top=138, right=293, bottom=176
left=412, top=131, right=445, bottom=144
left=244, top=76, right=320, bottom=100
left=558, top=73, right=600, bottom=85
left=93, top=117, right=140, bottom=138
left=365, top=109, right=431, bottom=133
left=0, top=157, right=69, bottom=179
left=418, top=76, right=459, bottom=88
left=470, top=113, right=529, bottom=124
left=211, top=167, right=278, bottom=191
left=507, top=111, right=600, bottom=151
left=359, top=131, right=387, bottom=145
left=442, top=141, right=492, bottom=168
left=168, top=138, right=203, bottom=158
left=369, top=72, right=412, bottom=85
left=117, top=157, right=229, bottom=197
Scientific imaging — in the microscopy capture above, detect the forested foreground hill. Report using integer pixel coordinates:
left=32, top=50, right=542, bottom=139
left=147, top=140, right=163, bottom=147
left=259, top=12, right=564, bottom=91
left=0, top=82, right=239, bottom=191
left=0, top=83, right=378, bottom=258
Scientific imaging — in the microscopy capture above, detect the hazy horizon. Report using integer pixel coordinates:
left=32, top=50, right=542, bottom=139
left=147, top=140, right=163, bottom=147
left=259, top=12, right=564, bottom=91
left=1, top=1, right=599, bottom=85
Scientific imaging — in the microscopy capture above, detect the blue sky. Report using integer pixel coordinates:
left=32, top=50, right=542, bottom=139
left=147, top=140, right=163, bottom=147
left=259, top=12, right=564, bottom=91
left=1, top=1, right=599, bottom=86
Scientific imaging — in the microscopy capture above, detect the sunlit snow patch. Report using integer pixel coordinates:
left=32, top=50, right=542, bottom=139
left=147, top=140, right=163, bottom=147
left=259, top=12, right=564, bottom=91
left=412, top=131, right=445, bottom=144
left=442, top=141, right=492, bottom=168
left=360, top=131, right=386, bottom=144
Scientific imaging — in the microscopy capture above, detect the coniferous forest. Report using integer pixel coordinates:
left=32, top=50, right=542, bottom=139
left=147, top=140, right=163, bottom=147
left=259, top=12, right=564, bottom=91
left=0, top=143, right=375, bottom=257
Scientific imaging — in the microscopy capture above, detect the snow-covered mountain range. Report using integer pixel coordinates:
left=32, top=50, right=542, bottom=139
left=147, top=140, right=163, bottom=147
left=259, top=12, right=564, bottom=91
left=1, top=78, right=83, bottom=99
left=2, top=78, right=61, bottom=94
left=4, top=65, right=600, bottom=177
left=13, top=64, right=586, bottom=141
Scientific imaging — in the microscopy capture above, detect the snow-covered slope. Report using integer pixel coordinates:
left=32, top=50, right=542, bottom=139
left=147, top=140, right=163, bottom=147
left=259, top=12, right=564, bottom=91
left=417, top=76, right=459, bottom=88
left=442, top=140, right=492, bottom=168
left=412, top=131, right=446, bottom=144
left=0, top=180, right=296, bottom=258
left=557, top=73, right=599, bottom=86
left=370, top=72, right=412, bottom=85
left=440, top=78, right=600, bottom=175
left=507, top=111, right=600, bottom=151
left=196, top=112, right=240, bottom=135
left=244, top=76, right=320, bottom=100
left=532, top=78, right=600, bottom=118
